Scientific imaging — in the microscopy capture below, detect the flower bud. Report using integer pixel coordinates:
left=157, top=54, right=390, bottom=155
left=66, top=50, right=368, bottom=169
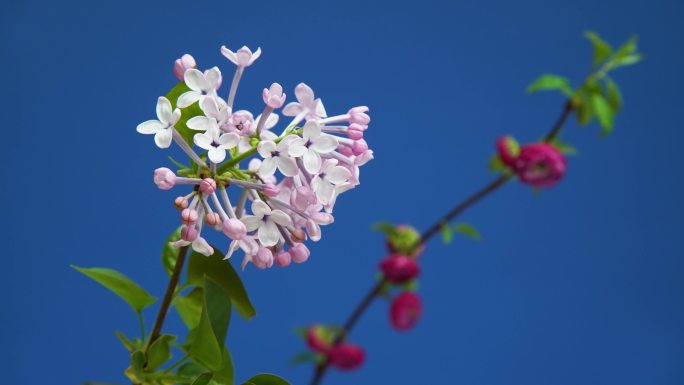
left=204, top=212, right=221, bottom=227
left=496, top=135, right=520, bottom=167
left=290, top=243, right=310, bottom=263
left=263, top=183, right=280, bottom=197
left=514, top=143, right=566, bottom=188
left=348, top=106, right=370, bottom=125
left=338, top=145, right=354, bottom=157
left=180, top=225, right=199, bottom=242
left=290, top=228, right=307, bottom=243
left=328, top=344, right=365, bottom=370
left=351, top=139, right=368, bottom=155
left=222, top=218, right=247, bottom=240
left=347, top=127, right=363, bottom=140
left=306, top=325, right=331, bottom=353
left=253, top=247, right=274, bottom=269
left=275, top=251, right=292, bottom=267
left=262, top=82, right=286, bottom=109
left=174, top=196, right=189, bottom=210
left=173, top=54, right=196, bottom=81
left=154, top=167, right=176, bottom=190
left=199, top=178, right=217, bottom=195
left=291, top=186, right=317, bottom=210
left=390, top=292, right=422, bottom=331
left=385, top=225, right=422, bottom=257
left=181, top=208, right=199, bottom=225
left=379, top=254, right=420, bottom=284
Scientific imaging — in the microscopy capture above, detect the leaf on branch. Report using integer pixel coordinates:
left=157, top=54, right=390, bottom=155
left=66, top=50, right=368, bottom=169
left=550, top=138, right=579, bottom=155
left=612, top=35, right=642, bottom=69
left=453, top=223, right=482, bottom=241
left=372, top=222, right=399, bottom=237
left=174, top=287, right=204, bottom=329
left=71, top=265, right=157, bottom=314
left=440, top=223, right=454, bottom=244
left=191, top=373, right=213, bottom=385
left=526, top=74, right=573, bottom=97
left=243, top=373, right=291, bottom=385
left=590, top=93, right=615, bottom=135
left=146, top=334, right=177, bottom=371
left=604, top=77, right=623, bottom=112
left=115, top=331, right=139, bottom=352
left=584, top=31, right=613, bottom=67
left=203, top=276, right=232, bottom=348
left=166, top=82, right=205, bottom=146
left=186, top=300, right=223, bottom=371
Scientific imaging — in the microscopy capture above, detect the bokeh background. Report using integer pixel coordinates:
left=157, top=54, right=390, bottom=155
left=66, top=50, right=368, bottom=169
left=2, top=0, right=683, bottom=384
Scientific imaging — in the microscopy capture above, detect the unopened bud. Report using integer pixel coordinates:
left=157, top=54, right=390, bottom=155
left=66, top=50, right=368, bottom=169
left=181, top=208, right=199, bottom=225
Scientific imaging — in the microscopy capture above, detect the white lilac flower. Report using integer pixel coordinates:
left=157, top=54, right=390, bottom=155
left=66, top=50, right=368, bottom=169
left=177, top=67, right=222, bottom=108
left=289, top=121, right=339, bottom=174
left=193, top=128, right=240, bottom=163
left=282, top=83, right=327, bottom=121
left=240, top=200, right=291, bottom=247
left=220, top=45, right=262, bottom=68
left=187, top=97, right=231, bottom=133
left=257, top=137, right=299, bottom=177
left=136, top=97, right=180, bottom=148
left=311, top=159, right=351, bottom=204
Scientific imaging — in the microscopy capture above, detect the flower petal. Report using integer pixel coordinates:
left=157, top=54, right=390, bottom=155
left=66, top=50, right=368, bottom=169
left=258, top=157, right=277, bottom=177
left=154, top=129, right=173, bottom=149
left=208, top=147, right=226, bottom=163
left=282, top=102, right=303, bottom=117
left=312, top=135, right=338, bottom=153
left=204, top=67, right=222, bottom=90
left=183, top=68, right=207, bottom=91
left=193, top=132, right=214, bottom=150
left=278, top=157, right=299, bottom=177
left=192, top=237, right=214, bottom=256
left=303, top=149, right=322, bottom=174
left=177, top=91, right=201, bottom=108
left=218, top=132, right=240, bottom=148
left=303, top=120, right=320, bottom=141
left=326, top=166, right=351, bottom=184
left=251, top=200, right=271, bottom=218
left=137, top=120, right=165, bottom=134
left=187, top=116, right=215, bottom=132
left=288, top=138, right=307, bottom=157
left=295, top=83, right=314, bottom=105
left=257, top=140, right=276, bottom=158
left=316, top=181, right=335, bottom=205
left=258, top=221, right=280, bottom=247
left=156, top=97, right=173, bottom=124
left=241, top=215, right=261, bottom=231
left=220, top=46, right=238, bottom=65
left=270, top=209, right=292, bottom=227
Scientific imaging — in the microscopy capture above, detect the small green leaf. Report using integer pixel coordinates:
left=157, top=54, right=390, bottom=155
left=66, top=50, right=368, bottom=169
left=146, top=334, right=177, bottom=371
left=204, top=276, right=232, bottom=347
left=489, top=154, right=507, bottom=173
left=191, top=373, right=213, bottom=385
left=177, top=362, right=206, bottom=378
left=162, top=227, right=183, bottom=276
left=590, top=93, right=615, bottom=134
left=440, top=223, right=453, bottom=244
left=453, top=223, right=481, bottom=240
left=614, top=53, right=642, bottom=68
left=612, top=35, right=641, bottom=68
left=290, top=351, right=324, bottom=366
left=174, top=287, right=204, bottom=329
left=71, top=266, right=157, bottom=313
left=372, top=222, right=399, bottom=237
left=574, top=91, right=594, bottom=126
left=604, top=77, right=623, bottom=112
left=168, top=156, right=190, bottom=170
left=243, top=374, right=291, bottom=385
left=187, top=301, right=223, bottom=371
left=584, top=31, right=613, bottom=67
left=526, top=74, right=573, bottom=97
left=187, top=249, right=256, bottom=320
left=115, top=331, right=138, bottom=352
left=550, top=138, right=579, bottom=156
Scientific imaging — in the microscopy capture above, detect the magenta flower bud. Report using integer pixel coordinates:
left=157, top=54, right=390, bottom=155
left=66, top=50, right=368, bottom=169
left=347, top=126, right=364, bottom=140
left=338, top=146, right=354, bottom=157
left=348, top=122, right=367, bottom=132
left=496, top=135, right=520, bottom=167
left=291, top=243, right=310, bottom=263
left=328, top=343, right=365, bottom=370
left=204, top=212, right=221, bottom=227
left=173, top=54, right=196, bottom=81
left=174, top=196, right=189, bottom=210
left=262, top=82, right=286, bottom=109
left=253, top=247, right=274, bottom=269
left=154, top=167, right=176, bottom=190
left=306, top=325, right=331, bottom=353
left=199, top=178, right=217, bottom=195
left=180, top=225, right=199, bottom=242
left=275, top=251, right=292, bottom=267
left=348, top=106, right=370, bottom=125
left=514, top=143, right=567, bottom=188
left=351, top=139, right=368, bottom=155
left=291, top=228, right=307, bottom=243
left=222, top=218, right=247, bottom=240
left=379, top=254, right=420, bottom=284
left=390, top=292, right=423, bottom=331
left=181, top=208, right=199, bottom=225
left=263, top=183, right=280, bottom=197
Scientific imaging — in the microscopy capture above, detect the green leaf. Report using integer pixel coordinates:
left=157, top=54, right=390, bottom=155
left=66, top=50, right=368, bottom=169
left=187, top=301, right=223, bottom=371
left=590, top=93, right=615, bottom=134
left=174, top=287, right=204, bottom=329
left=612, top=35, right=641, bottom=68
left=115, top=331, right=138, bottom=352
left=166, top=82, right=205, bottom=146
left=177, top=361, right=206, bottom=379
left=187, top=249, right=256, bottom=320
left=453, top=223, right=482, bottom=240
left=203, top=276, right=232, bottom=347
left=146, top=334, right=177, bottom=371
left=574, top=90, right=594, bottom=126
left=162, top=227, right=183, bottom=276
left=213, top=347, right=235, bottom=385
left=290, top=351, right=324, bottom=366
left=440, top=223, right=454, bottom=244
left=550, top=138, right=578, bottom=156
left=526, top=74, right=573, bottom=97
left=614, top=53, right=642, bottom=68
left=372, top=222, right=399, bottom=237
left=584, top=31, right=613, bottom=67
left=243, top=374, right=291, bottom=385
left=489, top=154, right=507, bottom=173
left=71, top=266, right=157, bottom=313
left=191, top=373, right=214, bottom=385
left=604, top=77, right=623, bottom=112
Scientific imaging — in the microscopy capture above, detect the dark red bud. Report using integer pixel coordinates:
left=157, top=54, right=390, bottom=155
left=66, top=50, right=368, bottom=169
left=390, top=292, right=423, bottom=331
left=327, top=343, right=365, bottom=370
left=379, top=254, right=420, bottom=284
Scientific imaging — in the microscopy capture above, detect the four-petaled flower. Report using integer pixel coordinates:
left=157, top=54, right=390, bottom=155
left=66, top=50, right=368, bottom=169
left=193, top=128, right=240, bottom=163
left=136, top=97, right=180, bottom=148
left=221, top=45, right=262, bottom=68
left=289, top=121, right=339, bottom=174
left=283, top=83, right=327, bottom=121
left=257, top=138, right=299, bottom=177
left=312, top=159, right=352, bottom=204
left=178, top=67, right=222, bottom=108
left=241, top=200, right=292, bottom=247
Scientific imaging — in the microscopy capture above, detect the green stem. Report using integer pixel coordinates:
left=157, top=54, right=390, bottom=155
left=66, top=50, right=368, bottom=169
left=137, top=312, right=146, bottom=342
left=162, top=353, right=189, bottom=375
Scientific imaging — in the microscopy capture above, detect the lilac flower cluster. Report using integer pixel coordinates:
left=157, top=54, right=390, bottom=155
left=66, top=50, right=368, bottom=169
left=138, top=46, right=373, bottom=269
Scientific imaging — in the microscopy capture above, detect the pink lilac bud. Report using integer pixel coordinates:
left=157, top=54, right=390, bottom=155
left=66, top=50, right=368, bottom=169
left=496, top=135, right=520, bottom=167
left=253, top=247, right=274, bottom=269
left=154, top=167, right=176, bottom=190
left=223, top=218, right=247, bottom=240
left=180, top=225, right=199, bottom=242
left=204, top=212, right=221, bottom=227
left=306, top=325, right=331, bottom=353
left=291, top=243, right=310, bottom=263
left=348, top=122, right=367, bottom=132
left=275, top=251, right=292, bottom=267
left=338, top=145, right=354, bottom=157
left=199, top=178, right=217, bottom=195
left=379, top=254, right=420, bottom=284
left=351, top=139, right=368, bottom=155
left=173, top=54, right=196, bottom=81
left=328, top=344, right=365, bottom=370
left=390, top=292, right=423, bottom=331
left=291, top=186, right=317, bottom=210
left=291, top=229, right=307, bottom=243
left=348, top=106, right=370, bottom=125
left=174, top=196, right=189, bottom=210
left=514, top=143, right=566, bottom=188
left=263, top=183, right=280, bottom=197
left=347, top=126, right=364, bottom=140
left=262, top=83, right=286, bottom=108
left=181, top=208, right=199, bottom=225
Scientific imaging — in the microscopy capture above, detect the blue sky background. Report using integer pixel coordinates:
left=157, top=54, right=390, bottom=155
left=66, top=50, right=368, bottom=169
left=2, top=0, right=683, bottom=384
